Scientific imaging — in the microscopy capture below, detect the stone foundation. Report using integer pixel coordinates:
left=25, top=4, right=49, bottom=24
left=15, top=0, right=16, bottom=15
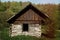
left=10, top=24, right=41, bottom=37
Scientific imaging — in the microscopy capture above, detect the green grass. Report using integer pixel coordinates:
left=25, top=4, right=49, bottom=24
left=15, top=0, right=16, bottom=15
left=0, top=28, right=60, bottom=40
left=0, top=28, right=41, bottom=40
left=11, top=35, right=41, bottom=40
left=54, top=30, right=60, bottom=40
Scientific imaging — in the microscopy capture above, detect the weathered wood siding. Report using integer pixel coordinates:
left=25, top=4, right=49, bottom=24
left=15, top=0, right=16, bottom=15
left=13, top=9, right=42, bottom=24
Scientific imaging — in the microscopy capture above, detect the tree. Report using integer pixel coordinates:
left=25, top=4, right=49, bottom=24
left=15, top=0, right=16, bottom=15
left=6, top=1, right=11, bottom=9
left=0, top=0, right=1, bottom=5
left=20, top=1, right=22, bottom=6
left=58, top=4, right=60, bottom=29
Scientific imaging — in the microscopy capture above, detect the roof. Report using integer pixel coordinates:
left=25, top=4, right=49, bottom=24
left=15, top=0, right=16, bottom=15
left=7, top=3, right=49, bottom=24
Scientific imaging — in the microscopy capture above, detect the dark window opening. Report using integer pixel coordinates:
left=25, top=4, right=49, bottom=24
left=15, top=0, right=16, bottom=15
left=22, top=24, right=28, bottom=32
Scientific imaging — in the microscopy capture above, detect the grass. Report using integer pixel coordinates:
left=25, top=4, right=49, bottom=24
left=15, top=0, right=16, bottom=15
left=0, top=28, right=41, bottom=40
left=54, top=30, right=60, bottom=40
left=11, top=35, right=41, bottom=40
left=0, top=28, right=60, bottom=40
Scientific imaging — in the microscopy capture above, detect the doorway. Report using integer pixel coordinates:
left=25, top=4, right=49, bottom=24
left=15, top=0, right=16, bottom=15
left=22, top=24, right=28, bottom=32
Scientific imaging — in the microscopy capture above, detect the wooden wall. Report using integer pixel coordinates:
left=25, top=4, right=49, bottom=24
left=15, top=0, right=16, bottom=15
left=13, top=9, right=42, bottom=24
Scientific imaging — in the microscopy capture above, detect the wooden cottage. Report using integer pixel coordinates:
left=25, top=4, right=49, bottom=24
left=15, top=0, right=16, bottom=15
left=7, top=4, right=50, bottom=37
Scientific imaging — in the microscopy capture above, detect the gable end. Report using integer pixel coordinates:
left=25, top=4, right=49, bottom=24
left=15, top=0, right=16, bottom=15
left=7, top=4, right=49, bottom=24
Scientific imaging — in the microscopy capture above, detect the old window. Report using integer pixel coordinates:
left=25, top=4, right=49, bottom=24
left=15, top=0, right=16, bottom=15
left=22, top=24, right=28, bottom=32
